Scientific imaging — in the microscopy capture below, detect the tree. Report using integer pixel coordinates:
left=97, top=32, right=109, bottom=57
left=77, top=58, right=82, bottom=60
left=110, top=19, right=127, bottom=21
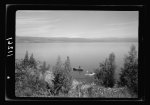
left=52, top=56, right=63, bottom=95
left=22, top=51, right=29, bottom=68
left=62, top=56, right=72, bottom=93
left=52, top=56, right=72, bottom=95
left=64, top=56, right=72, bottom=72
left=29, top=53, right=37, bottom=69
left=54, top=56, right=62, bottom=71
left=94, top=53, right=116, bottom=87
left=118, top=45, right=138, bottom=96
left=108, top=53, right=116, bottom=87
left=39, top=61, right=50, bottom=74
left=15, top=59, right=48, bottom=97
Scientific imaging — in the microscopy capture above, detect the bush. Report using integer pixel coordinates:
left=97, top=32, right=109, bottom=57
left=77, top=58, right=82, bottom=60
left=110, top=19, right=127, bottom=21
left=94, top=53, right=116, bottom=87
left=15, top=52, right=53, bottom=97
left=118, top=45, right=138, bottom=96
left=15, top=64, right=47, bottom=97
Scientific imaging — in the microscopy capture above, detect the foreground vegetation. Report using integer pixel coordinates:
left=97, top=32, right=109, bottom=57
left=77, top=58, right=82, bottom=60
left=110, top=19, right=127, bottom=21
left=15, top=45, right=138, bottom=98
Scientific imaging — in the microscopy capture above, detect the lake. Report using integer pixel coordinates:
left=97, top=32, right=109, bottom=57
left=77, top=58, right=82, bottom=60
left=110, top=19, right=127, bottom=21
left=16, top=42, right=138, bottom=79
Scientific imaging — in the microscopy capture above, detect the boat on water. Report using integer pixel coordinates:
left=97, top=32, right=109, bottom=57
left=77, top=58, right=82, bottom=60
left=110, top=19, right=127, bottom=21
left=73, top=66, right=83, bottom=72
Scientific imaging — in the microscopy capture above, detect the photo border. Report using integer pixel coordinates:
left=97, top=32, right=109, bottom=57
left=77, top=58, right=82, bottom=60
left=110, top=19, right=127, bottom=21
left=5, top=4, right=145, bottom=101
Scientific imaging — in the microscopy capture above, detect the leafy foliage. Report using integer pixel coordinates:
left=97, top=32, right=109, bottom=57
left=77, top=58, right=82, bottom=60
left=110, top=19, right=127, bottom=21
left=52, top=56, right=72, bottom=95
left=21, top=51, right=29, bottom=68
left=94, top=53, right=116, bottom=87
left=21, top=51, right=37, bottom=69
left=118, top=45, right=138, bottom=96
left=15, top=52, right=53, bottom=97
left=39, top=61, right=50, bottom=74
left=29, top=53, right=37, bottom=69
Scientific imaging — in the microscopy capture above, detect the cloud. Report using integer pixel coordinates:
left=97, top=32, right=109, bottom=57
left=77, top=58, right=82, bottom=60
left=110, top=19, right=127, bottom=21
left=16, top=24, right=55, bottom=37
left=16, top=17, right=61, bottom=26
left=16, top=16, right=61, bottom=37
left=106, top=21, right=138, bottom=26
left=16, top=11, right=138, bottom=38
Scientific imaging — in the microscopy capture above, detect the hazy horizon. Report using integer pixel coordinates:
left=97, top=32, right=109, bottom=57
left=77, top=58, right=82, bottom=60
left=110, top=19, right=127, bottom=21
left=16, top=36, right=138, bottom=39
left=16, top=10, right=138, bottom=39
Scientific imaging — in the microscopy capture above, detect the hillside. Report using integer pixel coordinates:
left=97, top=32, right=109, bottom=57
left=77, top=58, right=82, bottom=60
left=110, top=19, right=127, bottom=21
left=16, top=36, right=138, bottom=43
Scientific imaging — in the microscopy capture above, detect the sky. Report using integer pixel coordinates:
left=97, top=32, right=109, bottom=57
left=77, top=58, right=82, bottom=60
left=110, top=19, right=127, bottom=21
left=16, top=10, right=138, bottom=38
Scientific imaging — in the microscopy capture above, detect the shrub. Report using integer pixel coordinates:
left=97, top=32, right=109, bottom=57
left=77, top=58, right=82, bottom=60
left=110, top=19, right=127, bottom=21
left=15, top=53, right=51, bottom=97
left=15, top=64, right=47, bottom=97
left=118, top=45, right=138, bottom=96
left=94, top=53, right=116, bottom=87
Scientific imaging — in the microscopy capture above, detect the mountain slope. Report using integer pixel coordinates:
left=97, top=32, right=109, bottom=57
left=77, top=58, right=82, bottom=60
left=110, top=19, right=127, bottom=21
left=16, top=36, right=138, bottom=43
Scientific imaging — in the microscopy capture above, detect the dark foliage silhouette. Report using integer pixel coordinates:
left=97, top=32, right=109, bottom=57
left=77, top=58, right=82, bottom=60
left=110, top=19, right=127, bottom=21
left=52, top=56, right=72, bottom=95
left=118, top=45, right=138, bottom=96
left=94, top=53, right=116, bottom=87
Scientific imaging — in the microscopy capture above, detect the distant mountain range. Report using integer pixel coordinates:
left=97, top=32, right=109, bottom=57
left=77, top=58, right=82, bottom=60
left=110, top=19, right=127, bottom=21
left=16, top=36, right=138, bottom=43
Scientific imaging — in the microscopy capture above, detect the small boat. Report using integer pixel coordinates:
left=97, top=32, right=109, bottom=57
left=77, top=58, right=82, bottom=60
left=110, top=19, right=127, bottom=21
left=73, top=66, right=83, bottom=72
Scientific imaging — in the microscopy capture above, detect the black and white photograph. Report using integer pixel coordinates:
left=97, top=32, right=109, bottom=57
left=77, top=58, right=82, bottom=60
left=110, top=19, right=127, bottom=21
left=15, top=10, right=139, bottom=98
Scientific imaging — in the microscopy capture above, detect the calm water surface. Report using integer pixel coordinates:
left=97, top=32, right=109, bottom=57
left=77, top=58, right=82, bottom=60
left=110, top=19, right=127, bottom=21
left=16, top=42, right=138, bottom=77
